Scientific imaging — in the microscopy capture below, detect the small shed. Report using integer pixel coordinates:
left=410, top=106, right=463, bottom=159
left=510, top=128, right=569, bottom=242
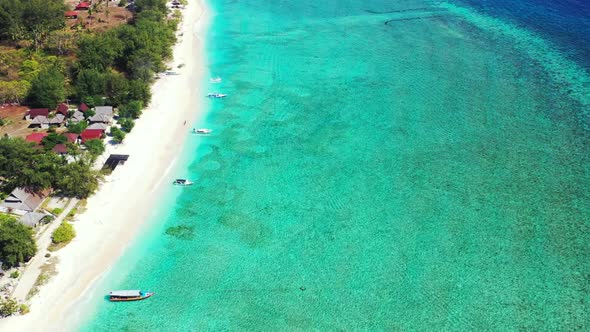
left=20, top=212, right=49, bottom=228
left=53, top=144, right=68, bottom=154
left=75, top=2, right=91, bottom=10
left=65, top=11, right=78, bottom=19
left=103, top=154, right=129, bottom=170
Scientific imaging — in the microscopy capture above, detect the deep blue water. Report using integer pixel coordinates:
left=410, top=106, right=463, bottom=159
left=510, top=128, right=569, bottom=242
left=457, top=0, right=590, bottom=68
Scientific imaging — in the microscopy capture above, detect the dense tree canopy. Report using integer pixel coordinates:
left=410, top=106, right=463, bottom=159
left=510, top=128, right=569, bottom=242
left=27, top=65, right=65, bottom=109
left=0, top=0, right=66, bottom=47
left=0, top=215, right=37, bottom=269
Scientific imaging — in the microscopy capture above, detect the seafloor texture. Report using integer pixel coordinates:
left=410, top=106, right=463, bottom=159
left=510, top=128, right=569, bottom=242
left=81, top=0, right=589, bottom=330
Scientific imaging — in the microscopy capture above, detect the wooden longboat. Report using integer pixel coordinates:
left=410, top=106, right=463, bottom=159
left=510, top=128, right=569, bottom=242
left=109, top=290, right=154, bottom=302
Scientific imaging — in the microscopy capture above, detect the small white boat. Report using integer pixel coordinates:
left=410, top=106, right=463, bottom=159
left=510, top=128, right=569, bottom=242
left=193, top=128, right=212, bottom=134
left=207, top=93, right=227, bottom=98
left=173, top=179, right=193, bottom=186
left=210, top=77, right=222, bottom=83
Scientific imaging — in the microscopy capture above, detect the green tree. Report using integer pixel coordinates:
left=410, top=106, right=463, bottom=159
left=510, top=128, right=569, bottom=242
left=27, top=65, right=65, bottom=109
left=0, top=136, right=62, bottom=191
left=118, top=117, right=134, bottom=132
left=0, top=215, right=37, bottom=269
left=41, top=133, right=67, bottom=151
left=51, top=222, right=75, bottom=244
left=54, top=160, right=100, bottom=198
left=84, top=139, right=105, bottom=157
left=118, top=100, right=143, bottom=118
left=66, top=121, right=87, bottom=134
left=75, top=68, right=106, bottom=101
left=77, top=33, right=123, bottom=71
left=110, top=126, right=126, bottom=143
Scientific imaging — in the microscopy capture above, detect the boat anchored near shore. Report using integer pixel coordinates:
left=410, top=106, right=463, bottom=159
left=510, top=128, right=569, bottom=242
left=207, top=93, right=227, bottom=98
left=109, top=290, right=154, bottom=302
left=210, top=77, right=222, bottom=83
left=173, top=179, right=194, bottom=186
left=193, top=128, right=212, bottom=135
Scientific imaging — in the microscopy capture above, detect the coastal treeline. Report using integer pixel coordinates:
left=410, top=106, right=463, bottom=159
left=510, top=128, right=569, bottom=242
left=0, top=0, right=178, bottom=197
left=0, top=136, right=100, bottom=198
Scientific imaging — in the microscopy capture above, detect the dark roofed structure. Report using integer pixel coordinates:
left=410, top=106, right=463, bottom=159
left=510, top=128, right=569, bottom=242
left=53, top=144, right=68, bottom=154
left=56, top=103, right=69, bottom=115
left=27, top=108, right=49, bottom=119
left=103, top=154, right=129, bottom=170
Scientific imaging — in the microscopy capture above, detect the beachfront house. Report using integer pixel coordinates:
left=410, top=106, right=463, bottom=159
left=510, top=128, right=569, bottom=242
left=0, top=188, right=48, bottom=216
left=81, top=129, right=105, bottom=143
left=87, top=123, right=108, bottom=131
left=89, top=106, right=113, bottom=124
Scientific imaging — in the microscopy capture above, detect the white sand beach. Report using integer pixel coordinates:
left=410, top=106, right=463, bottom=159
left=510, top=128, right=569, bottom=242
left=0, top=1, right=209, bottom=330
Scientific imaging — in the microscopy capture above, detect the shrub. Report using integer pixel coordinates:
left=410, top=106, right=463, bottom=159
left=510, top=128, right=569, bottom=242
left=84, top=139, right=105, bottom=157
left=118, top=118, right=134, bottom=133
left=10, top=270, right=20, bottom=278
left=118, top=0, right=127, bottom=7
left=19, top=304, right=29, bottom=315
left=0, top=298, right=18, bottom=317
left=51, top=222, right=76, bottom=244
left=51, top=208, right=63, bottom=216
left=110, top=126, right=126, bottom=143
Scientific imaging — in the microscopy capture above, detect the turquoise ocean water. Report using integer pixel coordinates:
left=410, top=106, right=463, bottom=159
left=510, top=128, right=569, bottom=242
left=79, top=0, right=590, bottom=330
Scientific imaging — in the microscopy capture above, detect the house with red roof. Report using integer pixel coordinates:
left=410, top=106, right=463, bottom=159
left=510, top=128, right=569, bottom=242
left=79, top=103, right=89, bottom=112
left=25, top=133, right=49, bottom=144
left=80, top=129, right=105, bottom=143
left=52, top=144, right=68, bottom=154
left=65, top=11, right=78, bottom=19
left=25, top=108, right=49, bottom=120
left=56, top=103, right=69, bottom=116
left=75, top=2, right=91, bottom=10
left=64, top=133, right=80, bottom=144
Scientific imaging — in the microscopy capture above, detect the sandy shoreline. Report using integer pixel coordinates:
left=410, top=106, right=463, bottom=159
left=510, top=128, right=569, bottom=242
left=0, top=1, right=209, bottom=330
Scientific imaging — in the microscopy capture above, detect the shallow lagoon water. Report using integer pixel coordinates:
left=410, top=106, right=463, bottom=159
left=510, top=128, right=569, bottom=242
left=80, top=0, right=590, bottom=330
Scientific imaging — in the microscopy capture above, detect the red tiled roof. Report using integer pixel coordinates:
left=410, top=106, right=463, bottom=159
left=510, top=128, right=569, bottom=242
left=27, top=108, right=49, bottom=118
left=52, top=144, right=68, bottom=154
left=79, top=103, right=89, bottom=112
left=65, top=11, right=78, bottom=18
left=25, top=133, right=49, bottom=144
left=56, top=103, right=69, bottom=115
left=64, top=133, right=79, bottom=143
left=80, top=129, right=104, bottom=142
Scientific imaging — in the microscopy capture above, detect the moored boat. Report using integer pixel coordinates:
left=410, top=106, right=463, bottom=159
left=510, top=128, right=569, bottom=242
left=193, top=128, right=212, bottom=134
left=207, top=93, right=227, bottom=98
left=108, top=290, right=153, bottom=302
left=173, top=179, right=194, bottom=186
left=210, top=77, right=222, bottom=83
